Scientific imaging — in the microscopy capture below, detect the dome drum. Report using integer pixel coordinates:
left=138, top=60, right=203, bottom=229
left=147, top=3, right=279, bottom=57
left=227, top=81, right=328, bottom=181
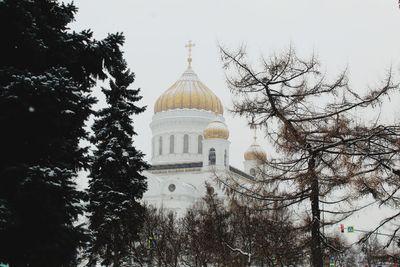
left=151, top=62, right=227, bottom=166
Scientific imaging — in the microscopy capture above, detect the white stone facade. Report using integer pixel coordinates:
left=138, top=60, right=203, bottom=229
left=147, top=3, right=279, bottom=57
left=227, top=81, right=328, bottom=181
left=143, top=63, right=265, bottom=215
left=150, top=109, right=218, bottom=165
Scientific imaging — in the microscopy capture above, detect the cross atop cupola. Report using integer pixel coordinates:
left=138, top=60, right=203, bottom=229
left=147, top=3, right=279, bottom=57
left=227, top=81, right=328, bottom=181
left=253, top=127, right=257, bottom=142
left=185, top=40, right=195, bottom=67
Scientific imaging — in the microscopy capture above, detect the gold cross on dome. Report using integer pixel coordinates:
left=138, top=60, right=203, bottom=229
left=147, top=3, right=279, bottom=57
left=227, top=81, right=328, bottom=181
left=253, top=127, right=257, bottom=142
left=185, top=40, right=195, bottom=67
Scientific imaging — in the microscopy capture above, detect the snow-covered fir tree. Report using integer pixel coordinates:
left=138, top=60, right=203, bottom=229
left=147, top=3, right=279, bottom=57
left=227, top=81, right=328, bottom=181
left=0, top=1, right=129, bottom=266
left=87, top=46, right=148, bottom=266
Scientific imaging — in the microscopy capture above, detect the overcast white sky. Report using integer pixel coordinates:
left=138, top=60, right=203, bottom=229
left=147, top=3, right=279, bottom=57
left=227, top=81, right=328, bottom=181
left=70, top=0, right=400, bottom=239
left=70, top=0, right=400, bottom=167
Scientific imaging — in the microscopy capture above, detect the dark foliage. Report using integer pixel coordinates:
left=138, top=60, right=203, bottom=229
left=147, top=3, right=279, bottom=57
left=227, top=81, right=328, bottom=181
left=131, top=186, right=305, bottom=267
left=87, top=48, right=148, bottom=266
left=0, top=0, right=127, bottom=266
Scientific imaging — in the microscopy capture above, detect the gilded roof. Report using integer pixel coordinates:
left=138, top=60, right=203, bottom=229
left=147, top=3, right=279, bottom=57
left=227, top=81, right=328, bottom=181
left=203, top=117, right=229, bottom=140
left=154, top=67, right=223, bottom=114
left=244, top=141, right=267, bottom=161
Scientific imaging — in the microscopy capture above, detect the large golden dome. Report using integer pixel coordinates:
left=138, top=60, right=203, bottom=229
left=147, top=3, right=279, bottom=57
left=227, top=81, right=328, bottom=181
left=154, top=66, right=223, bottom=114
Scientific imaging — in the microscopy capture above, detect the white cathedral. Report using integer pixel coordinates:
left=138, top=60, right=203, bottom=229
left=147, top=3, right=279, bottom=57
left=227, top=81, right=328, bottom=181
left=143, top=42, right=267, bottom=215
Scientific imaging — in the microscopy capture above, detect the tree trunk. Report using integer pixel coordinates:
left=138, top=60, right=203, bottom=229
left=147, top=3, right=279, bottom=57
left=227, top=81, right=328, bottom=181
left=310, top=157, right=323, bottom=267
left=112, top=253, right=121, bottom=267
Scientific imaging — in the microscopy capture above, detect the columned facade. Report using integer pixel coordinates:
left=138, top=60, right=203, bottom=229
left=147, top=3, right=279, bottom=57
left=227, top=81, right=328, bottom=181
left=150, top=109, right=217, bottom=165
left=143, top=49, right=266, bottom=215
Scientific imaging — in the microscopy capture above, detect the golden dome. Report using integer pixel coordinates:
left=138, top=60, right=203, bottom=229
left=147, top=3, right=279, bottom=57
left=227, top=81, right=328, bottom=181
left=203, top=117, right=229, bottom=140
left=244, top=141, right=267, bottom=161
left=154, top=67, right=223, bottom=114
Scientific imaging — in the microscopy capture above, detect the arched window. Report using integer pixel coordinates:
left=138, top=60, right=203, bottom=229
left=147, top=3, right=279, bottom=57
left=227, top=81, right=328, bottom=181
left=209, top=148, right=216, bottom=165
left=224, top=150, right=227, bottom=166
left=183, top=134, right=189, bottom=153
left=159, top=136, right=163, bottom=155
left=169, top=135, right=175, bottom=154
left=198, top=135, right=203, bottom=154
left=250, top=168, right=256, bottom=177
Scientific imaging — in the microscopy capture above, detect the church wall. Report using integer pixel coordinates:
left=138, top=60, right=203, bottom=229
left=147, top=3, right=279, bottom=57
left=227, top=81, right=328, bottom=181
left=203, top=139, right=230, bottom=167
left=145, top=64, right=235, bottom=215
left=143, top=169, right=223, bottom=212
left=150, top=109, right=220, bottom=165
left=244, top=159, right=258, bottom=174
left=175, top=133, right=183, bottom=154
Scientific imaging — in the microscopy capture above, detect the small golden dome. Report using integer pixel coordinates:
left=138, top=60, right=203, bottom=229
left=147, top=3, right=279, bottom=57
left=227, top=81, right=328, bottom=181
left=203, top=117, right=229, bottom=140
left=154, top=67, right=223, bottom=114
left=244, top=141, right=267, bottom=161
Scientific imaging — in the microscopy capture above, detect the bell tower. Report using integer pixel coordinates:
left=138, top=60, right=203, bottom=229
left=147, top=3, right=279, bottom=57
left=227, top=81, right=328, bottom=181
left=243, top=129, right=267, bottom=176
left=202, top=116, right=230, bottom=170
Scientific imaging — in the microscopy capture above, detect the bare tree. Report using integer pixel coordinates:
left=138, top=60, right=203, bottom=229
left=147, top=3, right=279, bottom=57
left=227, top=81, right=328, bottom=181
left=322, top=234, right=360, bottom=267
left=181, top=185, right=234, bottom=267
left=180, top=184, right=304, bottom=267
left=228, top=199, right=305, bottom=266
left=219, top=45, right=400, bottom=266
left=129, top=206, right=182, bottom=267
